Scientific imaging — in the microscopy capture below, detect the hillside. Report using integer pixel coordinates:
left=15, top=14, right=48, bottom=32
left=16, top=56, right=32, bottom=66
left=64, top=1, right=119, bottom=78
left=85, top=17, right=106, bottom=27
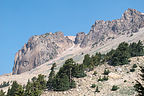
left=0, top=8, right=144, bottom=96
left=1, top=27, right=144, bottom=94
left=13, top=8, right=144, bottom=75
left=42, top=56, right=144, bottom=96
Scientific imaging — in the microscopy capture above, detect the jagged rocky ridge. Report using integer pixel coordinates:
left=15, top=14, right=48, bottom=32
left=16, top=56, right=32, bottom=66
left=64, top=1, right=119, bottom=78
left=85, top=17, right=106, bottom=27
left=13, top=8, right=144, bottom=74
left=13, top=32, right=73, bottom=74
left=75, top=8, right=144, bottom=47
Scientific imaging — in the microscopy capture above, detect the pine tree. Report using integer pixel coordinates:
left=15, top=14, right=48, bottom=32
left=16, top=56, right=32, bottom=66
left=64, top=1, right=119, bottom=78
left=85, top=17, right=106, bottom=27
left=53, top=73, right=70, bottom=91
left=32, top=81, right=42, bottom=96
left=25, top=80, right=33, bottom=96
left=37, top=74, right=47, bottom=90
left=134, top=66, right=144, bottom=96
left=136, top=40, right=144, bottom=56
left=58, top=58, right=76, bottom=81
left=92, top=53, right=102, bottom=66
left=134, top=81, right=144, bottom=96
left=72, top=64, right=86, bottom=78
left=15, top=85, right=25, bottom=96
left=51, top=59, right=76, bottom=91
left=83, top=54, right=91, bottom=67
left=129, top=41, right=144, bottom=57
left=25, top=75, right=45, bottom=96
left=7, top=81, right=24, bottom=96
left=129, top=42, right=137, bottom=57
left=0, top=90, right=5, bottom=96
left=110, top=42, right=130, bottom=66
left=47, top=63, right=56, bottom=90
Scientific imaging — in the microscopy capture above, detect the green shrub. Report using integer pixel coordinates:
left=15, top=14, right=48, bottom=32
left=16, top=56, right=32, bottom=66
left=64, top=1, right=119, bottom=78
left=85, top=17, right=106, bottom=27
left=95, top=86, right=100, bottom=93
left=93, top=71, right=97, bottom=76
left=111, top=85, right=119, bottom=91
left=70, top=80, right=76, bottom=88
left=98, top=76, right=108, bottom=82
left=91, top=84, right=96, bottom=88
left=130, top=68, right=135, bottom=72
left=98, top=76, right=103, bottom=82
left=103, top=69, right=110, bottom=75
left=103, top=76, right=108, bottom=81
left=127, top=71, right=129, bottom=73
left=124, top=80, right=127, bottom=82
left=132, top=64, right=137, bottom=68
left=0, top=81, right=10, bottom=88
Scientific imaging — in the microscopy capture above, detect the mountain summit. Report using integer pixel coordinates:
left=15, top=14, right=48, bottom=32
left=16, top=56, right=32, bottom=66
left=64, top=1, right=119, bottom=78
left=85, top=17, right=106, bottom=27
left=12, top=8, right=144, bottom=74
left=75, top=8, right=144, bottom=48
left=13, top=32, right=73, bottom=74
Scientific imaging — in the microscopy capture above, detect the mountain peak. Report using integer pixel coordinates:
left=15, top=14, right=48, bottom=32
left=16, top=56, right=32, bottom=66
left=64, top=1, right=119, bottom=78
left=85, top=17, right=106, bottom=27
left=122, top=8, right=142, bottom=20
left=13, top=8, right=144, bottom=74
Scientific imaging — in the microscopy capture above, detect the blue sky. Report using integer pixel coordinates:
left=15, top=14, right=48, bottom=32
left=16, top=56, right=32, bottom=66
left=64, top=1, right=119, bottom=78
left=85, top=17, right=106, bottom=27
left=0, top=0, right=144, bottom=75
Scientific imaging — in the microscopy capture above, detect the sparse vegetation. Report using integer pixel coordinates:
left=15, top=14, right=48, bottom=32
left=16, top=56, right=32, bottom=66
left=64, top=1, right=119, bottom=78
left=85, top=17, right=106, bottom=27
left=24, top=74, right=46, bottom=96
left=91, top=84, right=96, bottom=88
left=98, top=76, right=108, bottom=82
left=103, top=68, right=110, bottom=75
left=0, top=81, right=10, bottom=88
left=111, top=85, right=119, bottom=91
left=6, top=74, right=46, bottom=96
left=93, top=71, right=97, bottom=76
left=0, top=90, right=5, bottom=96
left=7, top=81, right=24, bottom=96
left=47, top=58, right=86, bottom=91
left=107, top=41, right=144, bottom=66
left=95, top=86, right=100, bottom=93
left=124, top=80, right=127, bottom=82
left=2, top=41, right=144, bottom=95
left=134, top=66, right=144, bottom=96
left=130, top=68, right=135, bottom=72
left=132, top=64, right=137, bottom=68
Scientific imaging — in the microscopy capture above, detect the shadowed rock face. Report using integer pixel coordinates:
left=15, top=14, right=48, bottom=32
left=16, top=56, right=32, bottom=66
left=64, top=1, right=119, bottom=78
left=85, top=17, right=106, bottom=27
left=12, top=32, right=73, bottom=74
left=74, top=32, right=85, bottom=44
left=75, top=8, right=144, bottom=47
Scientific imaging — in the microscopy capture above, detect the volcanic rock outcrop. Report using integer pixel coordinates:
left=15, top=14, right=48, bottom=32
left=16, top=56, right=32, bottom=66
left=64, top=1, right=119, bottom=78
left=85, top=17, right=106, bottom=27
left=75, top=8, right=144, bottom=47
left=13, top=8, right=144, bottom=74
left=13, top=32, right=73, bottom=74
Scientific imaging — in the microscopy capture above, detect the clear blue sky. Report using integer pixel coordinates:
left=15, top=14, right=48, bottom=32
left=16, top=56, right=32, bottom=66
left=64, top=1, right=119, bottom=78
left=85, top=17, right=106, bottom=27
left=0, top=0, right=144, bottom=75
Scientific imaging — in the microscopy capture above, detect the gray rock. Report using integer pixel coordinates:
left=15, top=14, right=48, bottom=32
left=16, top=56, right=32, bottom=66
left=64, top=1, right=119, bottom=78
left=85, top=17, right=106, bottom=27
left=77, top=8, right=144, bottom=48
left=13, top=32, right=73, bottom=74
left=13, top=8, right=144, bottom=74
left=74, top=32, right=85, bottom=44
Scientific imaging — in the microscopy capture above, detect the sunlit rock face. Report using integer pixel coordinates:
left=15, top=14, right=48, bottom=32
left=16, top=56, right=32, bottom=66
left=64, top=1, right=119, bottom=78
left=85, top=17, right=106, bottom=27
left=13, top=32, right=73, bottom=74
left=13, top=8, right=144, bottom=74
left=76, top=8, right=144, bottom=48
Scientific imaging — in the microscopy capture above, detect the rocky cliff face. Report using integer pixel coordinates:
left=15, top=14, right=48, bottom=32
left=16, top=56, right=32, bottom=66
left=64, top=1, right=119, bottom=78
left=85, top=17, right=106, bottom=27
left=13, top=32, right=73, bottom=74
left=75, top=8, right=144, bottom=47
left=74, top=32, right=85, bottom=44
left=13, top=8, right=144, bottom=74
